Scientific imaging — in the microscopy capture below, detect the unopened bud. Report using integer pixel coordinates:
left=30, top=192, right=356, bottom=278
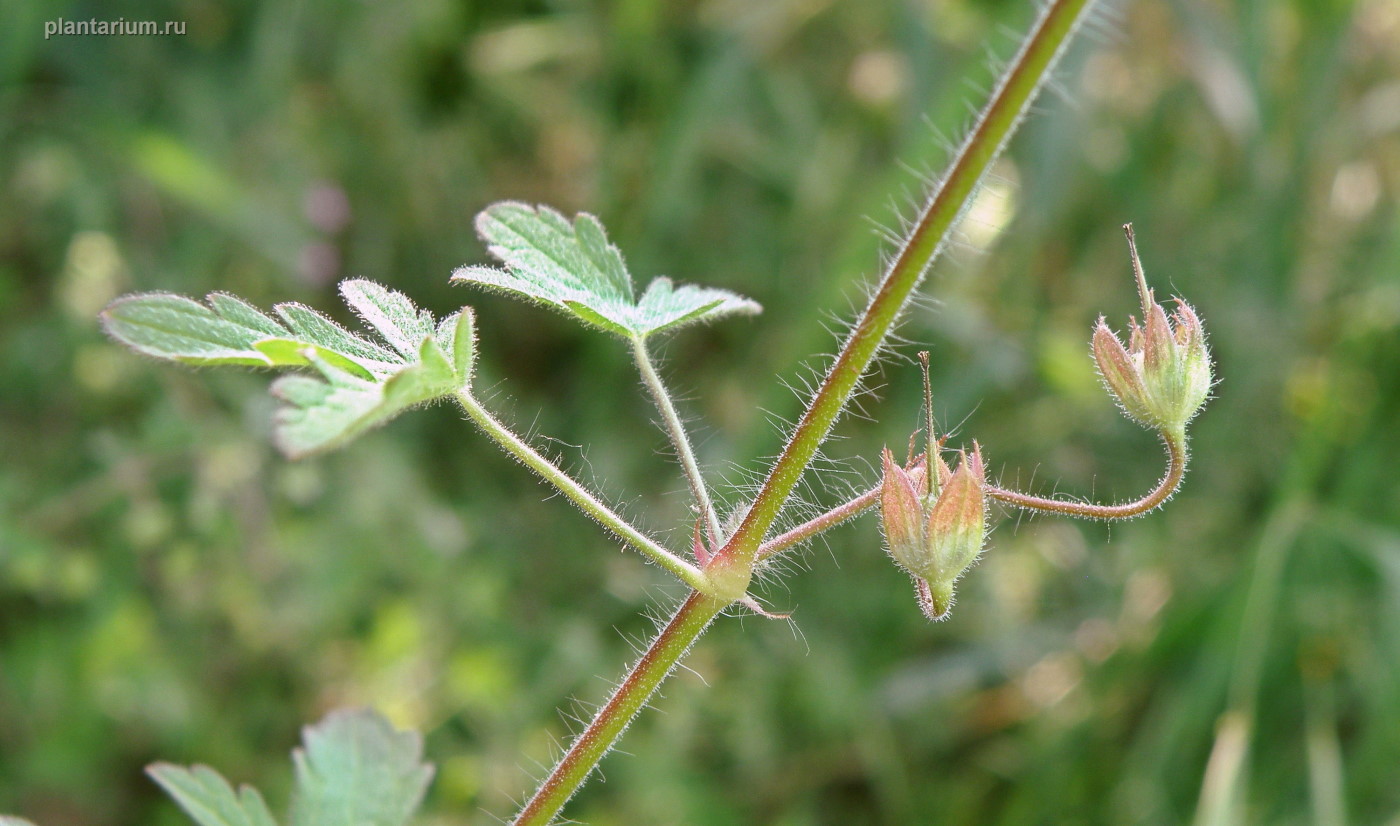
left=879, top=443, right=989, bottom=621
left=1093, top=225, right=1212, bottom=435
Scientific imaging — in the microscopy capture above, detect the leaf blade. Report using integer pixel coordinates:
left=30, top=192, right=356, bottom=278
left=101, top=292, right=284, bottom=366
left=289, top=709, right=434, bottom=826
left=271, top=337, right=459, bottom=459
left=340, top=280, right=436, bottom=358
left=454, top=202, right=760, bottom=339
left=147, top=763, right=278, bottom=826
left=273, top=303, right=398, bottom=364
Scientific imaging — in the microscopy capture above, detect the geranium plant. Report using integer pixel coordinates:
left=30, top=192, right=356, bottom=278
left=3, top=1, right=1215, bottom=824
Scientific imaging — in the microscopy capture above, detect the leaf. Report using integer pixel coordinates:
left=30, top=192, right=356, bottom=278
left=103, top=282, right=476, bottom=458
left=453, top=201, right=760, bottom=339
left=101, top=292, right=289, bottom=367
left=340, top=279, right=437, bottom=358
left=434, top=308, right=478, bottom=380
left=273, top=303, right=399, bottom=366
left=289, top=709, right=435, bottom=826
left=271, top=337, right=459, bottom=458
left=249, top=338, right=374, bottom=380
left=148, top=709, right=434, bottom=826
left=102, top=292, right=395, bottom=378
left=147, top=764, right=278, bottom=826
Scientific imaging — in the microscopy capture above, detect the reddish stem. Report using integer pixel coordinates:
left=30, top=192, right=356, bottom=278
left=987, top=431, right=1186, bottom=520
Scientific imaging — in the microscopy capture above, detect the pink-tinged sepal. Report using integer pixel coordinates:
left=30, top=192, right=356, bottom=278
left=1128, top=317, right=1145, bottom=354
left=1093, top=320, right=1153, bottom=426
left=1143, top=301, right=1176, bottom=379
left=925, top=443, right=988, bottom=578
left=881, top=447, right=927, bottom=574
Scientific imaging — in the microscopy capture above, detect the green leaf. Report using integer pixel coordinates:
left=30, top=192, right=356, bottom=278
left=340, top=279, right=437, bottom=358
left=273, top=303, right=399, bottom=366
left=102, top=292, right=396, bottom=377
left=103, top=282, right=476, bottom=458
left=453, top=201, right=760, bottom=339
left=272, top=337, right=459, bottom=458
left=434, top=307, right=478, bottom=380
left=147, top=709, right=433, bottom=826
left=249, top=338, right=375, bottom=380
left=147, top=764, right=278, bottom=826
left=289, top=709, right=434, bottom=826
left=101, top=292, right=288, bottom=366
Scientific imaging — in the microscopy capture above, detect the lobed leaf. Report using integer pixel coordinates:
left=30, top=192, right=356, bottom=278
left=271, top=334, right=461, bottom=458
left=148, top=709, right=434, bottom=826
left=103, top=283, right=477, bottom=458
left=453, top=201, right=760, bottom=339
left=289, top=709, right=435, bottom=826
left=101, top=292, right=289, bottom=367
left=147, top=764, right=278, bottom=826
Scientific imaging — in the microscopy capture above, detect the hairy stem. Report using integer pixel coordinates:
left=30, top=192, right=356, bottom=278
left=756, top=458, right=927, bottom=561
left=510, top=1, right=1100, bottom=820
left=988, top=429, right=1187, bottom=519
left=716, top=0, right=1097, bottom=572
left=455, top=390, right=712, bottom=594
left=512, top=591, right=726, bottom=826
left=631, top=337, right=724, bottom=549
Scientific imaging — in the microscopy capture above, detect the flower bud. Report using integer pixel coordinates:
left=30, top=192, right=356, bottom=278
left=879, top=443, right=988, bottom=621
left=1093, top=225, right=1213, bottom=435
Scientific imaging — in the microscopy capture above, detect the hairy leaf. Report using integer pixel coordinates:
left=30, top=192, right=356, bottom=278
left=101, top=292, right=290, bottom=367
left=272, top=335, right=460, bottom=458
left=147, top=764, right=278, bottom=826
left=148, top=709, right=434, bottom=826
left=453, top=202, right=760, bottom=339
left=340, top=279, right=437, bottom=358
left=289, top=709, right=435, bottom=826
left=103, top=283, right=476, bottom=458
left=103, top=292, right=396, bottom=378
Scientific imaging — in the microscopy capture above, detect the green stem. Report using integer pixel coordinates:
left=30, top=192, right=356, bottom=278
left=631, top=337, right=724, bottom=549
left=512, top=591, right=727, bottom=826
left=988, top=429, right=1188, bottom=520
left=455, top=390, right=713, bottom=594
left=508, top=2, right=1100, bottom=820
left=715, top=0, right=1096, bottom=573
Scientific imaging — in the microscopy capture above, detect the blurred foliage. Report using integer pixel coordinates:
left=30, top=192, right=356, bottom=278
left=3, top=0, right=1399, bottom=824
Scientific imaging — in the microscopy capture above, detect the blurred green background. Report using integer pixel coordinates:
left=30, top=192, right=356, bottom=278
left=3, top=0, right=1398, bottom=823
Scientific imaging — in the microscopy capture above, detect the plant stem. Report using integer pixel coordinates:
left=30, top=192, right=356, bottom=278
left=716, top=0, right=1097, bottom=571
left=631, top=337, right=724, bottom=549
left=455, top=390, right=713, bottom=594
left=756, top=457, right=927, bottom=561
left=512, top=590, right=727, bottom=826
left=510, top=2, right=1100, bottom=819
left=988, top=429, right=1188, bottom=520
